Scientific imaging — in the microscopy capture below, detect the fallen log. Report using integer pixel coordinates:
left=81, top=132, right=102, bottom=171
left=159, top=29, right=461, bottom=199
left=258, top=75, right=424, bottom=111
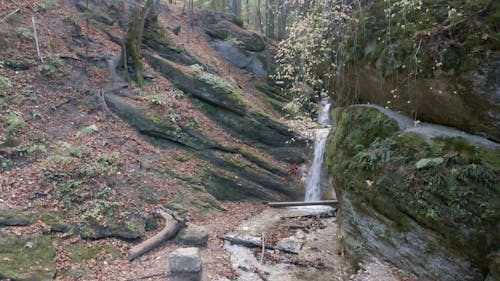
left=280, top=212, right=336, bottom=220
left=220, top=235, right=299, bottom=254
left=128, top=209, right=184, bottom=261
left=267, top=200, right=339, bottom=208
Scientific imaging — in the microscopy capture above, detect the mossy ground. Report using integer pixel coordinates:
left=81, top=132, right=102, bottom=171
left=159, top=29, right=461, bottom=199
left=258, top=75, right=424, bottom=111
left=0, top=234, right=56, bottom=280
left=326, top=106, right=500, bottom=269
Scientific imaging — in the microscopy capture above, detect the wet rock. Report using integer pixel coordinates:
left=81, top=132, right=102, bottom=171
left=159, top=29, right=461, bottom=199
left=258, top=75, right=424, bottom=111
left=0, top=233, right=56, bottom=281
left=276, top=237, right=302, bottom=254
left=168, top=247, right=202, bottom=273
left=0, top=204, right=34, bottom=226
left=176, top=225, right=209, bottom=246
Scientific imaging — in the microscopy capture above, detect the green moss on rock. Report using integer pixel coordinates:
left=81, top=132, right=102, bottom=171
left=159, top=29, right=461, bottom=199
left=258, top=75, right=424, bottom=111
left=326, top=106, right=500, bottom=277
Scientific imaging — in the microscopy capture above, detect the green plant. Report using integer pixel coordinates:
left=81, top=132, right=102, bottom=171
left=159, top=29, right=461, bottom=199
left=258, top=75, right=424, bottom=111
left=187, top=117, right=199, bottom=128
left=168, top=113, right=181, bottom=123
left=189, top=64, right=204, bottom=74
left=38, top=56, right=64, bottom=78
left=27, top=144, right=47, bottom=155
left=170, top=89, right=184, bottom=99
left=146, top=94, right=168, bottom=105
left=1, top=111, right=26, bottom=146
left=37, top=0, right=58, bottom=11
left=76, top=124, right=99, bottom=137
left=0, top=75, right=11, bottom=89
left=17, top=27, right=31, bottom=40
left=198, top=73, right=232, bottom=93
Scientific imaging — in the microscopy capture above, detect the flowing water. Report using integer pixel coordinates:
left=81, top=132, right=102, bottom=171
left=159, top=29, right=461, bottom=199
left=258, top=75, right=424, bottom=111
left=304, top=103, right=332, bottom=202
left=318, top=103, right=331, bottom=125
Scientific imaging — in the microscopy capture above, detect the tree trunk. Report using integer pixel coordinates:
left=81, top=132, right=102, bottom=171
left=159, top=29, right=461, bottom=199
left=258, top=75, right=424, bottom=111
left=230, top=0, right=241, bottom=17
left=128, top=210, right=184, bottom=261
left=256, top=0, right=263, bottom=32
left=278, top=0, right=287, bottom=40
left=265, top=0, right=274, bottom=39
left=186, top=0, right=193, bottom=46
left=246, top=0, right=249, bottom=25
left=123, top=0, right=155, bottom=88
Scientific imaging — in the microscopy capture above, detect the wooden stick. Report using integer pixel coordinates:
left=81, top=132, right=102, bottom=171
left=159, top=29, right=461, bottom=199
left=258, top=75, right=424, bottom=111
left=280, top=212, right=336, bottom=220
left=126, top=273, right=165, bottom=281
left=127, top=209, right=184, bottom=261
left=267, top=200, right=339, bottom=208
left=32, top=17, right=43, bottom=63
left=220, top=235, right=299, bottom=254
left=0, top=8, right=20, bottom=24
left=261, top=233, right=265, bottom=262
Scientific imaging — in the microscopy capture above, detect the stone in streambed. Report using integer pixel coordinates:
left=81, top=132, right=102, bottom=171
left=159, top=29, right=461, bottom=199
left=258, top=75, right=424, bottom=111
left=169, top=247, right=202, bottom=273
left=176, top=225, right=209, bottom=246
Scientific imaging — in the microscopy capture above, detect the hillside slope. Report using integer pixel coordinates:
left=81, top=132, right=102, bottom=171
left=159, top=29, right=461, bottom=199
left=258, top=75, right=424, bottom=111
left=0, top=1, right=306, bottom=279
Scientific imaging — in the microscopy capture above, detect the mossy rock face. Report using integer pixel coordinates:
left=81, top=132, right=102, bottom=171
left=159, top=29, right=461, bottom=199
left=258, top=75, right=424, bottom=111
left=144, top=51, right=247, bottom=115
left=340, top=64, right=500, bottom=142
left=143, top=21, right=209, bottom=68
left=0, top=234, right=56, bottom=281
left=326, top=106, right=500, bottom=280
left=104, top=93, right=217, bottom=150
left=335, top=0, right=500, bottom=142
left=144, top=50, right=306, bottom=163
left=201, top=150, right=302, bottom=201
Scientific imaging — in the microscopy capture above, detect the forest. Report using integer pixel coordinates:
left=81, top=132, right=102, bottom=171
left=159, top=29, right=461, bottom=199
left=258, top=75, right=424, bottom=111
left=0, top=0, right=498, bottom=280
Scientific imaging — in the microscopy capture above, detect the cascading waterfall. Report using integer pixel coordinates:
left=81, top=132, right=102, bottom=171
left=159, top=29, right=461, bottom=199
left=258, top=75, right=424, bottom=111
left=318, top=103, right=331, bottom=125
left=304, top=102, right=331, bottom=202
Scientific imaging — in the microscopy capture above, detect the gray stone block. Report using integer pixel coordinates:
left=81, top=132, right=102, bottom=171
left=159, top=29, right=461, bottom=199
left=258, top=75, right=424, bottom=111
left=168, top=247, right=202, bottom=273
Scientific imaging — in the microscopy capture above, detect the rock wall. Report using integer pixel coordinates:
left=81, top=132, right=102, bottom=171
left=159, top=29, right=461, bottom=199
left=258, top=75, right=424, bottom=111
left=326, top=106, right=500, bottom=280
left=332, top=0, right=500, bottom=142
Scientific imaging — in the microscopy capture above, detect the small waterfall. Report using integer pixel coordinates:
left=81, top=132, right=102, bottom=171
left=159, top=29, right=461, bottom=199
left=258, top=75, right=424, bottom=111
left=318, top=103, right=331, bottom=125
left=304, top=128, right=330, bottom=201
left=304, top=102, right=331, bottom=202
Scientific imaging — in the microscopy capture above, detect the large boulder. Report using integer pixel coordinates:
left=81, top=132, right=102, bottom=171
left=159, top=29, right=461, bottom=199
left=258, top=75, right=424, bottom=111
left=211, top=41, right=267, bottom=78
left=203, top=11, right=265, bottom=52
left=326, top=106, right=500, bottom=280
left=201, top=11, right=269, bottom=77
